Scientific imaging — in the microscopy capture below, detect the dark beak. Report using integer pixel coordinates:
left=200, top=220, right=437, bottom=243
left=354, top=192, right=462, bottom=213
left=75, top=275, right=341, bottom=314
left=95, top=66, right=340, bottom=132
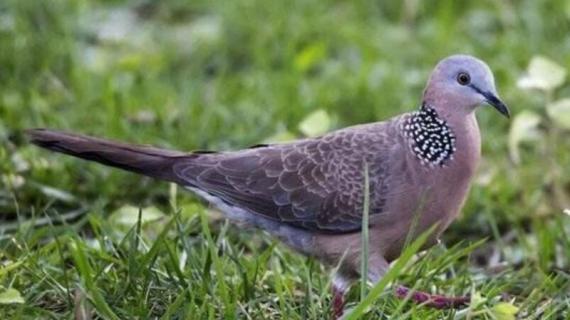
left=483, top=92, right=510, bottom=118
left=469, top=85, right=510, bottom=118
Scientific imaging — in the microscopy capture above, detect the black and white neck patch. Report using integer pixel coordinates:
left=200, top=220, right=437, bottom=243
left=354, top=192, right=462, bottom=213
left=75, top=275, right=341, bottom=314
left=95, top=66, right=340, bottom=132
left=401, top=104, right=456, bottom=167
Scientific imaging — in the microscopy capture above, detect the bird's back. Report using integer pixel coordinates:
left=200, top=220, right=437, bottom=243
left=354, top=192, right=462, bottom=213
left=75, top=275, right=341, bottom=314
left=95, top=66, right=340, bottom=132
left=173, top=117, right=407, bottom=233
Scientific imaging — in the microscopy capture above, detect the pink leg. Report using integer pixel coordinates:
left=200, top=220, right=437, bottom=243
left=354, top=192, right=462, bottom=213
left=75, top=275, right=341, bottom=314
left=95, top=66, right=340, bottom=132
left=395, top=285, right=469, bottom=309
left=331, top=284, right=346, bottom=319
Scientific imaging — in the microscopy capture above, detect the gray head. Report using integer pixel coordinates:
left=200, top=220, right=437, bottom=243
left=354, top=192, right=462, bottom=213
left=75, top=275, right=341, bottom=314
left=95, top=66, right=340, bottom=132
left=423, top=55, right=510, bottom=118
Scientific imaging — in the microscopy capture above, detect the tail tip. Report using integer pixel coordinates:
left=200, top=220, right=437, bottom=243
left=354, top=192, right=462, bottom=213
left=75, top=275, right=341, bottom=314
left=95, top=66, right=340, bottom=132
left=25, top=128, right=48, bottom=143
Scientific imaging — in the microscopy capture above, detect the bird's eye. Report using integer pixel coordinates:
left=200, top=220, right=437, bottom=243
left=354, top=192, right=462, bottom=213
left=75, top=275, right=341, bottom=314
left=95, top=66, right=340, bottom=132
left=457, top=72, right=471, bottom=86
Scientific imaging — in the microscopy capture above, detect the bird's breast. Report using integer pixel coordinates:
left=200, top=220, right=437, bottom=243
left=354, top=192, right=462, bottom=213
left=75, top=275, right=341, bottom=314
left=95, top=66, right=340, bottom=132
left=375, top=137, right=480, bottom=261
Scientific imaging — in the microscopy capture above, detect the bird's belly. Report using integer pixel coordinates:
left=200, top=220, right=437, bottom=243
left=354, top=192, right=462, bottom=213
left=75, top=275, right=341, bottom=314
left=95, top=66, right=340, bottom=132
left=185, top=187, right=316, bottom=255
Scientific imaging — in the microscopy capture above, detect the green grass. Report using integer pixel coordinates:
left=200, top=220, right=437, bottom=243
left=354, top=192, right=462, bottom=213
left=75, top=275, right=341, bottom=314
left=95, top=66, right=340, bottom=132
left=1, top=0, right=570, bottom=318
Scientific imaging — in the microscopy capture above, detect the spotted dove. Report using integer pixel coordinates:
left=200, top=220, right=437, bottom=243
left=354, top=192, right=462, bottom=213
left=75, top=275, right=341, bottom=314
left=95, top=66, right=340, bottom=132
left=27, top=55, right=509, bottom=317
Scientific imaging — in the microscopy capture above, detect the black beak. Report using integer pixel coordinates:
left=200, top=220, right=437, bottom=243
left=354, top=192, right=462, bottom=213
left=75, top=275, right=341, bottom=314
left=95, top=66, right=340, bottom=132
left=482, top=91, right=510, bottom=118
left=469, top=84, right=510, bottom=118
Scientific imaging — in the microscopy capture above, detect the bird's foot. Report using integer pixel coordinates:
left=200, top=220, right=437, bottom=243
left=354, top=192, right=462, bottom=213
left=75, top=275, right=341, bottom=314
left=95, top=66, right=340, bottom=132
left=394, top=285, right=469, bottom=309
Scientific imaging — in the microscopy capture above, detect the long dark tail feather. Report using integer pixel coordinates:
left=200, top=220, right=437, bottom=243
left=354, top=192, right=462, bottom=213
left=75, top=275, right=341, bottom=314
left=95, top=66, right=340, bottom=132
left=26, top=128, right=189, bottom=183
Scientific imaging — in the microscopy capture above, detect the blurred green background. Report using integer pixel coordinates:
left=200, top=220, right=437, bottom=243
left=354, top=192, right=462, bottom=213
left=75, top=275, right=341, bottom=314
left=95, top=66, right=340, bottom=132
left=1, top=0, right=570, bottom=318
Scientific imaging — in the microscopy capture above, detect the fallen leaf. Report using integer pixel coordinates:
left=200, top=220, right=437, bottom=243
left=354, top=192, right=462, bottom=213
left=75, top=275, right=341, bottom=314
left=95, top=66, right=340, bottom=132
left=109, top=205, right=165, bottom=228
left=547, top=98, right=570, bottom=130
left=264, top=130, right=297, bottom=143
left=517, top=56, right=566, bottom=91
left=298, top=109, right=331, bottom=137
left=508, top=111, right=542, bottom=164
left=0, top=288, right=24, bottom=304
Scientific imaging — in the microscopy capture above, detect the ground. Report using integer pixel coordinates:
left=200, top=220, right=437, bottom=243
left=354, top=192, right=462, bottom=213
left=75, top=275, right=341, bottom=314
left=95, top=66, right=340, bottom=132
left=1, top=0, right=569, bottom=319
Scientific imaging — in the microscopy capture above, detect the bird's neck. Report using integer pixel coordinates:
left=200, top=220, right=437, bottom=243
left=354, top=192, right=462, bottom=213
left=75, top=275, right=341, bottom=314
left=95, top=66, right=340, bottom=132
left=402, top=103, right=480, bottom=169
left=448, top=111, right=481, bottom=174
left=401, top=103, right=456, bottom=167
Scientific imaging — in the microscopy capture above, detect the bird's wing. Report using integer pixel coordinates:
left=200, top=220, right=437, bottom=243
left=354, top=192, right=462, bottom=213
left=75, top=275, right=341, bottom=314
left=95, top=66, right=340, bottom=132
left=174, top=122, right=399, bottom=233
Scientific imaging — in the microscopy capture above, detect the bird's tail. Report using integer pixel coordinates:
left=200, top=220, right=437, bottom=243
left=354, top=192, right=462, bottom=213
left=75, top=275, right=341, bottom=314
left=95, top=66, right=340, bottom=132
left=26, top=129, right=188, bottom=183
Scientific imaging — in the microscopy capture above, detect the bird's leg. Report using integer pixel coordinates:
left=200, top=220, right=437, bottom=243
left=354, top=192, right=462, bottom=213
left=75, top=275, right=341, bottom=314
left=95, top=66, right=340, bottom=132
left=330, top=273, right=352, bottom=319
left=330, top=255, right=388, bottom=319
left=367, top=255, right=468, bottom=310
left=394, top=285, right=469, bottom=309
left=331, top=283, right=346, bottom=319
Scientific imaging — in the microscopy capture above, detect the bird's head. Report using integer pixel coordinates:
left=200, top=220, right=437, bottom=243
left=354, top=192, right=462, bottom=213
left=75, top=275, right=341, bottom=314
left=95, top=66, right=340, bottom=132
left=423, top=55, right=510, bottom=119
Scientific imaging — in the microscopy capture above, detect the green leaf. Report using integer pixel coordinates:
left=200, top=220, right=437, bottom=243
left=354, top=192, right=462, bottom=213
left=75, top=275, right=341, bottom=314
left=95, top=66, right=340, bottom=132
left=469, top=291, right=485, bottom=308
left=298, top=109, right=331, bottom=137
left=0, top=288, right=24, bottom=304
left=547, top=98, right=570, bottom=129
left=294, top=42, right=326, bottom=72
left=0, top=260, right=23, bottom=279
left=517, top=56, right=567, bottom=91
left=491, top=302, right=519, bottom=320
left=508, top=111, right=542, bottom=164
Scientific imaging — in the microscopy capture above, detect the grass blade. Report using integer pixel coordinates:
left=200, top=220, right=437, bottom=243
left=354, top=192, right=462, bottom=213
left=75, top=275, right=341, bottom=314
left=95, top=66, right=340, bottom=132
left=360, top=162, right=370, bottom=301
left=346, top=225, right=436, bottom=320
left=68, top=239, right=120, bottom=320
left=198, top=208, right=234, bottom=319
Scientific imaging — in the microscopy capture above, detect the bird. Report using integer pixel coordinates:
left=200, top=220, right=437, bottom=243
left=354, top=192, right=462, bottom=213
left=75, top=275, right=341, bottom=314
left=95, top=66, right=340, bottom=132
left=27, top=54, right=509, bottom=318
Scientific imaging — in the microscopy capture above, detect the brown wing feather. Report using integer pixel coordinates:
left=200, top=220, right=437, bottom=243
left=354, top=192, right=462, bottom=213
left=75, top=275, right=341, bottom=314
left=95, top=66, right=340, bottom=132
left=174, top=122, right=397, bottom=233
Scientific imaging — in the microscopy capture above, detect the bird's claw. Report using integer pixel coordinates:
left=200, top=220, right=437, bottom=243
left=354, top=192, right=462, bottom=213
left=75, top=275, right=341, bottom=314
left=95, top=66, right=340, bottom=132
left=395, top=285, right=470, bottom=309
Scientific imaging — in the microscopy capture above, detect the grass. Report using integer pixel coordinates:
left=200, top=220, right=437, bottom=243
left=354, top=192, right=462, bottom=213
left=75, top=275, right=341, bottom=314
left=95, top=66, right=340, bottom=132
left=360, top=162, right=370, bottom=302
left=1, top=0, right=570, bottom=318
